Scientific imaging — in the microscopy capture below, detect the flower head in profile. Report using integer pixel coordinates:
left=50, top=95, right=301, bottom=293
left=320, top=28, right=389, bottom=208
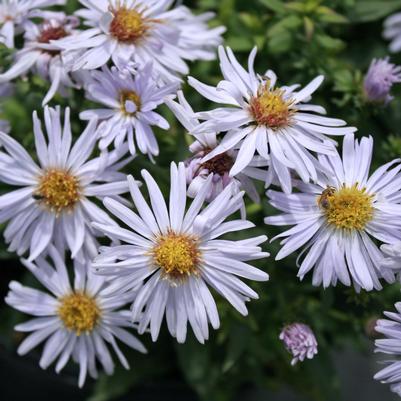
left=0, top=106, right=131, bottom=262
left=58, top=0, right=225, bottom=82
left=381, top=242, right=401, bottom=275
left=167, top=91, right=267, bottom=209
left=5, top=246, right=146, bottom=388
left=0, top=83, right=13, bottom=133
left=80, top=64, right=178, bottom=157
left=0, top=0, right=65, bottom=48
left=265, top=134, right=401, bottom=291
left=93, top=162, right=269, bottom=344
left=279, top=323, right=318, bottom=366
left=188, top=46, right=356, bottom=193
left=384, top=13, right=401, bottom=53
left=0, top=13, right=81, bottom=105
left=374, top=303, right=401, bottom=396
left=363, top=57, right=401, bottom=104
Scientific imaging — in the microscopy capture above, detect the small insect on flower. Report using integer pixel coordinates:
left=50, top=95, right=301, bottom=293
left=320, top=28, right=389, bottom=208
left=0, top=106, right=131, bottom=262
left=317, top=186, right=336, bottom=210
left=265, top=134, right=401, bottom=291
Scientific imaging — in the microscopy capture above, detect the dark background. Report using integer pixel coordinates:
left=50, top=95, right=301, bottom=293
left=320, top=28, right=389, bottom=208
left=2, top=0, right=401, bottom=400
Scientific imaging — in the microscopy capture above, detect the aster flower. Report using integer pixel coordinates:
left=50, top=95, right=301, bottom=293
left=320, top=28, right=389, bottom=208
left=363, top=57, right=401, bottom=104
left=0, top=13, right=81, bottom=105
left=381, top=242, right=401, bottom=273
left=279, top=323, right=318, bottom=366
left=57, top=0, right=225, bottom=82
left=0, top=118, right=9, bottom=133
left=0, top=83, right=13, bottom=133
left=0, top=106, right=131, bottom=262
left=0, top=0, right=65, bottom=48
left=374, top=303, right=401, bottom=396
left=384, top=13, right=401, bottom=53
left=188, top=46, right=356, bottom=193
left=5, top=245, right=146, bottom=388
left=167, top=91, right=267, bottom=207
left=264, top=133, right=401, bottom=291
left=80, top=64, right=178, bottom=157
left=92, top=162, right=269, bottom=344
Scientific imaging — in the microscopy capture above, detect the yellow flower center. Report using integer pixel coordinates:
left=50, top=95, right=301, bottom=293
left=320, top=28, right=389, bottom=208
left=249, top=82, right=295, bottom=129
left=153, top=232, right=200, bottom=282
left=317, top=185, right=374, bottom=230
left=58, top=293, right=100, bottom=335
left=120, top=90, right=141, bottom=115
left=109, top=6, right=151, bottom=44
left=36, top=169, right=80, bottom=214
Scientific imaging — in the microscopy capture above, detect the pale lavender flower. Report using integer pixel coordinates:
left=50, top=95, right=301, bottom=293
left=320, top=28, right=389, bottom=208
left=384, top=13, right=401, bottom=53
left=92, top=162, right=269, bottom=344
left=374, top=303, right=401, bottom=396
left=166, top=91, right=267, bottom=209
left=0, top=83, right=13, bottom=133
left=265, top=134, right=401, bottom=291
left=0, top=13, right=82, bottom=105
left=364, top=57, right=401, bottom=104
left=0, top=0, right=65, bottom=48
left=279, top=323, right=318, bottom=366
left=0, top=106, right=132, bottom=262
left=57, top=0, right=225, bottom=82
left=0, top=119, right=9, bottom=133
left=80, top=64, right=178, bottom=157
left=6, top=245, right=146, bottom=388
left=188, top=46, right=356, bottom=193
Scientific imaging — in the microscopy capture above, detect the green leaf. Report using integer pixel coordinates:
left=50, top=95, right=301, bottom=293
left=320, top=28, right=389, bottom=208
left=316, top=6, right=349, bottom=24
left=226, top=35, right=255, bottom=51
left=258, top=0, right=286, bottom=13
left=315, top=34, right=345, bottom=51
left=285, top=1, right=307, bottom=13
left=349, top=0, right=401, bottom=22
left=239, top=12, right=263, bottom=30
left=267, top=30, right=293, bottom=54
left=266, top=15, right=303, bottom=38
left=304, top=16, right=315, bottom=39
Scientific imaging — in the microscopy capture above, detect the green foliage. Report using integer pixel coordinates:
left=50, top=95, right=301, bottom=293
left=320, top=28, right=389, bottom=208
left=350, top=0, right=401, bottom=22
left=1, top=1, right=401, bottom=400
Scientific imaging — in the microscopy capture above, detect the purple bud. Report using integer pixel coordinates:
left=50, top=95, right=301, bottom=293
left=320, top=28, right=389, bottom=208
left=279, top=323, right=318, bottom=366
left=363, top=57, right=401, bottom=104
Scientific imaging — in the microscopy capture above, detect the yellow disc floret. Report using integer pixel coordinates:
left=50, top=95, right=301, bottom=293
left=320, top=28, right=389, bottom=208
left=153, top=231, right=200, bottom=282
left=58, top=293, right=100, bottom=335
left=109, top=6, right=150, bottom=43
left=120, top=90, right=141, bottom=115
left=318, top=184, right=374, bottom=230
left=36, top=169, right=80, bottom=214
left=249, top=82, right=295, bottom=129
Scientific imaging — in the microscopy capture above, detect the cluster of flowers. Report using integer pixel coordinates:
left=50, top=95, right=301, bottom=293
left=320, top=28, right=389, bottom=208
left=1, top=0, right=401, bottom=395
